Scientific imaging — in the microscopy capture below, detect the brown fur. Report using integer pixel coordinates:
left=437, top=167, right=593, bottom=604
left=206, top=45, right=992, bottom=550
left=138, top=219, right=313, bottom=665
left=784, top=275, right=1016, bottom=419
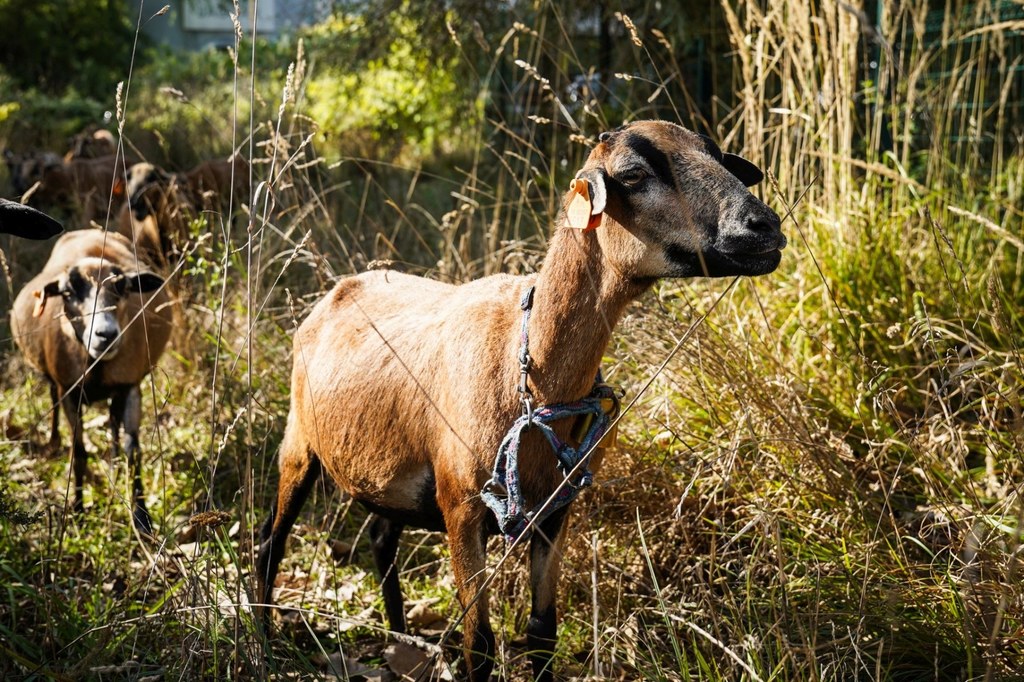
left=116, top=157, right=249, bottom=266
left=5, top=149, right=63, bottom=196
left=64, top=128, right=117, bottom=162
left=116, top=162, right=198, bottom=268
left=10, top=229, right=172, bottom=531
left=24, top=154, right=126, bottom=224
left=115, top=205, right=165, bottom=266
left=184, top=156, right=249, bottom=214
left=257, top=121, right=787, bottom=681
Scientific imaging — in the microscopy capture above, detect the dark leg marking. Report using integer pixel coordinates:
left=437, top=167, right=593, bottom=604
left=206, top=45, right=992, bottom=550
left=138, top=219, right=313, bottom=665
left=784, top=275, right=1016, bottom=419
left=255, top=450, right=322, bottom=621
left=527, top=508, right=569, bottom=682
left=369, top=513, right=407, bottom=633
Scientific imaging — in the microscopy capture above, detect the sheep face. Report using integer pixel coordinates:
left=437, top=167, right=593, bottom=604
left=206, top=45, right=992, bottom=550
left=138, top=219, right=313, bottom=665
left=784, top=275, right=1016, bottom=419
left=125, top=162, right=176, bottom=220
left=574, top=120, right=786, bottom=279
left=5, top=150, right=63, bottom=196
left=35, top=258, right=164, bottom=361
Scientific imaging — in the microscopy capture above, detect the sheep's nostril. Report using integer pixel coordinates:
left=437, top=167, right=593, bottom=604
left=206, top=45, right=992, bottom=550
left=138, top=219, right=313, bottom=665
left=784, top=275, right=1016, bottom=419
left=745, top=210, right=781, bottom=233
left=94, top=327, right=118, bottom=342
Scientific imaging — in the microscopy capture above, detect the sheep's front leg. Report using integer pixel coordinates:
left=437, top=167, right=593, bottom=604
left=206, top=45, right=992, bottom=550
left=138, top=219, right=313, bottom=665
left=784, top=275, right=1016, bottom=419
left=441, top=492, right=495, bottom=682
left=45, top=382, right=61, bottom=456
left=255, top=430, right=322, bottom=624
left=112, top=386, right=151, bottom=534
left=59, top=391, right=87, bottom=515
left=528, top=508, right=570, bottom=682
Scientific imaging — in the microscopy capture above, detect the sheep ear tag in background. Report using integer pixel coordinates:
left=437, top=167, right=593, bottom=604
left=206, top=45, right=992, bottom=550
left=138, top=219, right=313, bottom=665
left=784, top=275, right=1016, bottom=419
left=565, top=178, right=601, bottom=231
left=31, top=290, right=47, bottom=318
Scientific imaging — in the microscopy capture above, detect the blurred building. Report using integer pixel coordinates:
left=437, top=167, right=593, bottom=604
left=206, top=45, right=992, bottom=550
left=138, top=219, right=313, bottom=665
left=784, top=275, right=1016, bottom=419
left=136, top=0, right=333, bottom=50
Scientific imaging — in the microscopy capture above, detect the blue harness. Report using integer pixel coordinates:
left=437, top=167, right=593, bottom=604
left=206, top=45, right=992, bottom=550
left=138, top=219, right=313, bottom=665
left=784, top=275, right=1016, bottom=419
left=481, top=285, right=619, bottom=543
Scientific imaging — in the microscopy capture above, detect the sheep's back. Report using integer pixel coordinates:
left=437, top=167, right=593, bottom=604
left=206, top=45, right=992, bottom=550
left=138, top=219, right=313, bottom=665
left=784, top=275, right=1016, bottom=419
left=290, top=269, right=530, bottom=489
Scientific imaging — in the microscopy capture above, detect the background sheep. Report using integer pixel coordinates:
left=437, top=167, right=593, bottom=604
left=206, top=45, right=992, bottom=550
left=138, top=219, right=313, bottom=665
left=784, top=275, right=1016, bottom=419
left=10, top=229, right=172, bottom=533
left=116, top=157, right=249, bottom=267
left=4, top=149, right=64, bottom=197
left=186, top=156, right=250, bottom=215
left=116, top=162, right=199, bottom=267
left=22, top=154, right=126, bottom=224
left=64, top=128, right=117, bottom=162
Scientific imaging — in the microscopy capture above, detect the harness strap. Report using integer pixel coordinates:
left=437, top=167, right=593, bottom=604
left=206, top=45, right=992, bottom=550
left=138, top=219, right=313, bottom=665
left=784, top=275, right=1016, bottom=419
left=481, top=285, right=620, bottom=543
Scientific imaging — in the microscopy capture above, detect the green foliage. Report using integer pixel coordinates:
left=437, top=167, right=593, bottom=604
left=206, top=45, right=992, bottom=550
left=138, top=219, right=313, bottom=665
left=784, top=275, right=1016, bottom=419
left=304, top=11, right=469, bottom=160
left=0, top=0, right=136, bottom=97
left=0, top=78, right=107, bottom=151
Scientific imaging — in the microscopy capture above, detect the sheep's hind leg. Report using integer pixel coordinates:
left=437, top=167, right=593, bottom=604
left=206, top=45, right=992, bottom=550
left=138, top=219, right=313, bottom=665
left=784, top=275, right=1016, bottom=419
left=113, top=386, right=151, bottom=534
left=255, top=439, right=322, bottom=625
left=369, top=514, right=407, bottom=633
left=439, top=490, right=494, bottom=682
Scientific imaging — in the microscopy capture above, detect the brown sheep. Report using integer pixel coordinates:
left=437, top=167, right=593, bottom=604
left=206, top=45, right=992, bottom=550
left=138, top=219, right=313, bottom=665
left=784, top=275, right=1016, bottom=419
left=10, top=230, right=172, bottom=533
left=5, top=149, right=63, bottom=196
left=186, top=155, right=249, bottom=215
left=116, top=157, right=249, bottom=266
left=116, top=162, right=198, bottom=268
left=23, top=154, right=126, bottom=224
left=64, top=128, right=117, bottom=162
left=255, top=121, right=786, bottom=681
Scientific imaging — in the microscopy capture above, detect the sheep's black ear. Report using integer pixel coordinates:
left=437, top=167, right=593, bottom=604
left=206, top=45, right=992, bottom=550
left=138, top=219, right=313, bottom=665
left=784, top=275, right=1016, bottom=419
left=721, top=153, right=764, bottom=187
left=123, top=272, right=164, bottom=295
left=0, top=198, right=63, bottom=240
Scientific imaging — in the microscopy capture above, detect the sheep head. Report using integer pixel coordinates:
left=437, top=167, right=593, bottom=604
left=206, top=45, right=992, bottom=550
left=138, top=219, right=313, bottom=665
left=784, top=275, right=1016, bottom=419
left=565, top=120, right=786, bottom=280
left=125, top=162, right=176, bottom=220
left=32, top=257, right=164, bottom=361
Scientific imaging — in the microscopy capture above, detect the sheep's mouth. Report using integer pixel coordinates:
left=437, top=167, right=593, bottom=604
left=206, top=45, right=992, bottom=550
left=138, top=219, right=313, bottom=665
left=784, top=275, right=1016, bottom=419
left=720, top=248, right=783, bottom=274
left=87, top=340, right=122, bottom=361
left=666, top=242, right=784, bottom=277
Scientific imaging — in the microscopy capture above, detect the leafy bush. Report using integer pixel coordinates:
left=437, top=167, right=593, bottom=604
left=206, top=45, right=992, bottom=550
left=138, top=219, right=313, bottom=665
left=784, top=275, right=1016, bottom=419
left=0, top=72, right=107, bottom=152
left=303, top=11, right=470, bottom=161
left=0, top=0, right=136, bottom=97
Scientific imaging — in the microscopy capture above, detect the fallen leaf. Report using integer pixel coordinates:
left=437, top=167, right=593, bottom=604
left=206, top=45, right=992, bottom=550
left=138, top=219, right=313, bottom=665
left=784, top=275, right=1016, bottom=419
left=322, top=650, right=384, bottom=679
left=406, top=601, right=447, bottom=631
left=329, top=539, right=355, bottom=563
left=383, top=642, right=452, bottom=681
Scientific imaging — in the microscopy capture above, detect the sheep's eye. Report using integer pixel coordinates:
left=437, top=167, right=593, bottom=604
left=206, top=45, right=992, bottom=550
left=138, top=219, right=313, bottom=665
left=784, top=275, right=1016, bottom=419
left=618, top=167, right=648, bottom=186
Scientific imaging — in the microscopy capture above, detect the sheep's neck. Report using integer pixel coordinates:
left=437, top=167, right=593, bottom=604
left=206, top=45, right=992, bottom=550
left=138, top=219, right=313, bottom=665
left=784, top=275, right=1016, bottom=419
left=527, top=227, right=647, bottom=403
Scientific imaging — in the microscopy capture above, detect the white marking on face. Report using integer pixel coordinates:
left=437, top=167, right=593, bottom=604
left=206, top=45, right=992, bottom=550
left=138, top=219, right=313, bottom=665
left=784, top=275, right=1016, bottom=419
left=64, top=268, right=124, bottom=361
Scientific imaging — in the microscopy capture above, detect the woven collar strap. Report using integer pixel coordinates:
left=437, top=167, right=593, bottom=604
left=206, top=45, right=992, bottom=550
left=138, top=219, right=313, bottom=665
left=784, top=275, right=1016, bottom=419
left=481, top=285, right=620, bottom=543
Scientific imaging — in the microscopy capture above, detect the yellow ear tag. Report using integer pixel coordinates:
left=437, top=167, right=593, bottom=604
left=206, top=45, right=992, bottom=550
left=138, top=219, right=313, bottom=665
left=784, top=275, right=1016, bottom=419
left=31, top=290, right=47, bottom=318
left=565, top=178, right=601, bottom=231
